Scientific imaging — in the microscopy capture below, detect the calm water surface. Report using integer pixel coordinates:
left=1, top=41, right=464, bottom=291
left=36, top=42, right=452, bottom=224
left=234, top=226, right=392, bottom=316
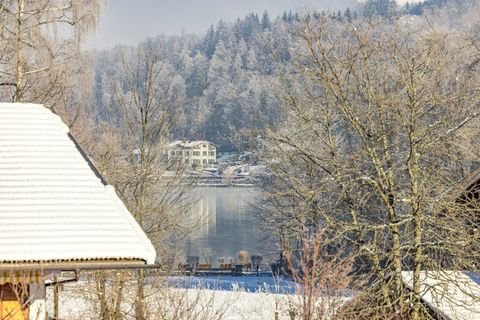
left=182, top=187, right=277, bottom=263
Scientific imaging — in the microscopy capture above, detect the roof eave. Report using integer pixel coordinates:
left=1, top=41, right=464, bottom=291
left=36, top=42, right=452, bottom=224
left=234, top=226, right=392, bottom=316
left=0, top=259, right=159, bottom=272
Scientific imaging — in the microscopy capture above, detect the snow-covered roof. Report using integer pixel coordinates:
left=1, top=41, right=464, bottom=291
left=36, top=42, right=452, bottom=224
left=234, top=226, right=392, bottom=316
left=0, top=103, right=156, bottom=265
left=402, top=271, right=480, bottom=320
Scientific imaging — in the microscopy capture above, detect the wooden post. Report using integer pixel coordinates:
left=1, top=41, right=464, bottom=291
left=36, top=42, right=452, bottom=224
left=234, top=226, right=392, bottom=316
left=53, top=276, right=59, bottom=320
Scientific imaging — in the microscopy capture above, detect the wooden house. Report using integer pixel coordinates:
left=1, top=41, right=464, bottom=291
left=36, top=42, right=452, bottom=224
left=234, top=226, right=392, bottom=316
left=0, top=103, right=156, bottom=320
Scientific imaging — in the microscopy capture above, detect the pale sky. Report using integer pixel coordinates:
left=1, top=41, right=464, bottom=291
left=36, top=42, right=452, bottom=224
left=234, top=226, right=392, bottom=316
left=88, top=0, right=360, bottom=49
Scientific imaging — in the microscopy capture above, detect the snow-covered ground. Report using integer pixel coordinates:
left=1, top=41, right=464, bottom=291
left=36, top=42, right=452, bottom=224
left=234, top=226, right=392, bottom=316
left=46, top=276, right=351, bottom=320
left=47, top=282, right=292, bottom=319
left=168, top=275, right=298, bottom=294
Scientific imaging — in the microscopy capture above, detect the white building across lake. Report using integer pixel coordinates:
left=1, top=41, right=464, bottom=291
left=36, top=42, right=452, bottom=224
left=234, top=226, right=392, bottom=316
left=167, top=140, right=217, bottom=169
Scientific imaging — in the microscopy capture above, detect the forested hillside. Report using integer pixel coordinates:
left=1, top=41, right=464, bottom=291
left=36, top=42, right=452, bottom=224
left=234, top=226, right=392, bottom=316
left=92, top=12, right=291, bottom=151
left=90, top=0, right=477, bottom=152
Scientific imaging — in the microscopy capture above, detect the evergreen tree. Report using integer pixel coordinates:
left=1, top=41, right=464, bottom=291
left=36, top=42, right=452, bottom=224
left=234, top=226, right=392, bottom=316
left=261, top=11, right=272, bottom=30
left=287, top=11, right=293, bottom=22
left=345, top=7, right=353, bottom=22
left=185, top=53, right=208, bottom=98
left=201, top=25, right=216, bottom=59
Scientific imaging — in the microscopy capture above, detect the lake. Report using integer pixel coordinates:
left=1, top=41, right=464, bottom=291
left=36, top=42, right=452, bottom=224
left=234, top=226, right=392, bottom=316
left=181, top=187, right=277, bottom=265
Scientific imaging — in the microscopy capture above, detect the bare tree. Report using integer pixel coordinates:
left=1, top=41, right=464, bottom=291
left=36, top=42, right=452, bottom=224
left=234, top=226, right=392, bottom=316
left=0, top=0, right=100, bottom=108
left=260, top=15, right=480, bottom=319
left=284, top=229, right=353, bottom=320
left=109, top=41, right=194, bottom=254
left=88, top=41, right=197, bottom=320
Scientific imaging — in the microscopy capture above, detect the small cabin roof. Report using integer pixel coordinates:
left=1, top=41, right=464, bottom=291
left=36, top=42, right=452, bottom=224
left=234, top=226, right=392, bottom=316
left=0, top=103, right=156, bottom=266
left=402, top=271, right=480, bottom=320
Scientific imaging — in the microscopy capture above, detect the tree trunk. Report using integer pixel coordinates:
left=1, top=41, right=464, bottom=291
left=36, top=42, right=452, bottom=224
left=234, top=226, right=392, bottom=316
left=15, top=0, right=24, bottom=102
left=135, top=269, right=146, bottom=320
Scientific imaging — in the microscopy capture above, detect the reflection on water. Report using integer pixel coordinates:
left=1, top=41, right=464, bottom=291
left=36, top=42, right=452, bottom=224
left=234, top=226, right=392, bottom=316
left=182, top=187, right=276, bottom=263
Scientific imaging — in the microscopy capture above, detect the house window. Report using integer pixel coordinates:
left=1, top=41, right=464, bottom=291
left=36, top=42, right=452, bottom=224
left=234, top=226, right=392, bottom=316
left=203, top=144, right=207, bottom=148
left=209, top=151, right=215, bottom=156
left=176, top=151, right=182, bottom=156
left=208, top=159, right=214, bottom=164
left=193, top=151, right=200, bottom=156
left=203, top=151, right=207, bottom=156
left=203, top=159, right=207, bottom=164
